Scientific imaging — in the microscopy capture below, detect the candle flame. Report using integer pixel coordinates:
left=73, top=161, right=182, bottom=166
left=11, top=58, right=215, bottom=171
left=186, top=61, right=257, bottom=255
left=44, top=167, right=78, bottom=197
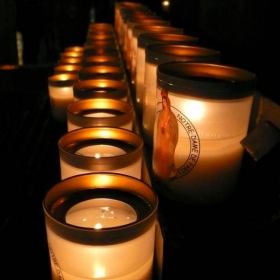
left=94, top=222, right=103, bottom=229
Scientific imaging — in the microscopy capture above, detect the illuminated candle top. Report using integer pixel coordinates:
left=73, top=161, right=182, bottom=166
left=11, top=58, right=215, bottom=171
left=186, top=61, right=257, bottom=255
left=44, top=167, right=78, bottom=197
left=66, top=198, right=137, bottom=228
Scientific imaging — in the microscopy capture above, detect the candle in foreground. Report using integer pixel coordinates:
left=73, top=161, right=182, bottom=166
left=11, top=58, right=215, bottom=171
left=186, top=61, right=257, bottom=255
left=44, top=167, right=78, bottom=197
left=43, top=172, right=158, bottom=280
left=153, top=62, right=256, bottom=205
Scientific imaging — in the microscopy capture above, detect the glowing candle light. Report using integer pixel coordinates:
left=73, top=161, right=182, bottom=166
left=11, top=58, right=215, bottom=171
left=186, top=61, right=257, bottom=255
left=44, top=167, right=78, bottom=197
left=67, top=98, right=133, bottom=131
left=142, top=44, right=220, bottom=146
left=48, top=73, right=78, bottom=122
left=43, top=172, right=158, bottom=280
left=58, top=127, right=143, bottom=180
left=153, top=62, right=257, bottom=205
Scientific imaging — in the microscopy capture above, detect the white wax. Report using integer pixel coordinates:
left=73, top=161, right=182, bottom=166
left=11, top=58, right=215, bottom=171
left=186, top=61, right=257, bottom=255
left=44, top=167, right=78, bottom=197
left=46, top=222, right=156, bottom=279
left=66, top=198, right=137, bottom=228
left=48, top=85, right=74, bottom=122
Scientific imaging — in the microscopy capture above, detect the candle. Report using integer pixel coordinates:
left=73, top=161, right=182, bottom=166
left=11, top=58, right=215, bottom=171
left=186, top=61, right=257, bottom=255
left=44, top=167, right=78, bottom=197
left=153, top=62, right=256, bottom=205
left=48, top=74, right=78, bottom=122
left=135, top=33, right=199, bottom=116
left=58, top=127, right=143, bottom=180
left=131, top=24, right=184, bottom=87
left=43, top=172, right=158, bottom=280
left=67, top=98, right=133, bottom=131
left=142, top=44, right=220, bottom=146
left=73, top=79, right=128, bottom=101
left=57, top=57, right=82, bottom=66
left=54, top=64, right=82, bottom=75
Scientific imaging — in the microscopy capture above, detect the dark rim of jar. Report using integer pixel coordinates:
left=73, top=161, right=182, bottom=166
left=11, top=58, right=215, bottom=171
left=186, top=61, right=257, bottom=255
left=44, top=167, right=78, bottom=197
left=43, top=172, right=158, bottom=245
left=157, top=62, right=257, bottom=99
left=58, top=126, right=143, bottom=170
left=146, top=44, right=220, bottom=65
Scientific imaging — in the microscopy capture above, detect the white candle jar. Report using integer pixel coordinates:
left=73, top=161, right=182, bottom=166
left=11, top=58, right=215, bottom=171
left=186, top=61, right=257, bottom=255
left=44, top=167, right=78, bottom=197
left=153, top=62, right=256, bottom=205
left=43, top=172, right=158, bottom=280
left=131, top=24, right=182, bottom=88
left=135, top=33, right=199, bottom=116
left=125, top=18, right=169, bottom=68
left=67, top=98, right=133, bottom=131
left=48, top=73, right=78, bottom=122
left=143, top=44, right=221, bottom=146
left=73, top=79, right=128, bottom=102
left=58, top=127, right=143, bottom=180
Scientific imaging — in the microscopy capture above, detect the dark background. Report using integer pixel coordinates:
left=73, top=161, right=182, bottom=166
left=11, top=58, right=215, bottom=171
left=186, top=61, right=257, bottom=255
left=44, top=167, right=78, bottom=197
left=1, top=0, right=280, bottom=279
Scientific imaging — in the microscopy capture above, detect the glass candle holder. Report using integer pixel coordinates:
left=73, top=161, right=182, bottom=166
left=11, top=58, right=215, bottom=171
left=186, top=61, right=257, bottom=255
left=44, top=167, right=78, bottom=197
left=130, top=25, right=183, bottom=88
left=83, top=45, right=119, bottom=57
left=58, top=127, right=143, bottom=180
left=78, top=65, right=125, bottom=82
left=57, top=57, right=82, bottom=66
left=84, top=35, right=117, bottom=47
left=73, top=79, right=129, bottom=102
left=43, top=172, right=158, bottom=280
left=135, top=33, right=199, bottom=116
left=48, top=73, right=78, bottom=122
left=153, top=62, right=257, bottom=205
left=142, top=44, right=221, bottom=146
left=67, top=98, right=134, bottom=131
left=54, top=64, right=82, bottom=75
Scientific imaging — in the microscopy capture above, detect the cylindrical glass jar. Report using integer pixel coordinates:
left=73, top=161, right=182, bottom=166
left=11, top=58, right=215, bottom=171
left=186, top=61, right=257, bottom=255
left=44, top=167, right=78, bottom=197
left=67, top=98, right=134, bottom=131
left=135, top=33, right=199, bottom=116
left=153, top=62, right=256, bottom=205
left=58, top=127, right=143, bottom=180
left=48, top=73, right=78, bottom=122
left=143, top=44, right=221, bottom=146
left=125, top=19, right=170, bottom=67
left=43, top=172, right=158, bottom=280
left=131, top=25, right=183, bottom=88
left=73, top=79, right=128, bottom=102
